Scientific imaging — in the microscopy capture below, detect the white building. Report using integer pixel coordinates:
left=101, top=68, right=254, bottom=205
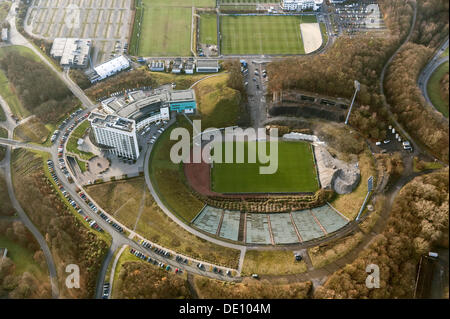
left=91, top=55, right=130, bottom=82
left=281, top=0, right=323, bottom=11
left=88, top=113, right=140, bottom=160
left=50, top=38, right=92, bottom=68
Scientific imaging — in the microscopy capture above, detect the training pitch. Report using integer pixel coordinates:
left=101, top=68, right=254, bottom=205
left=220, top=15, right=318, bottom=55
left=211, top=141, right=319, bottom=193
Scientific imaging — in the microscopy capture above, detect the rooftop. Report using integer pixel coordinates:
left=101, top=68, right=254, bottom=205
left=50, top=38, right=91, bottom=67
left=196, top=59, right=219, bottom=68
left=94, top=55, right=130, bottom=79
left=89, top=113, right=135, bottom=133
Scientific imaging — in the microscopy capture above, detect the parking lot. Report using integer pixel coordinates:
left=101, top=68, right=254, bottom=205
left=330, top=1, right=386, bottom=36
left=24, top=0, right=133, bottom=65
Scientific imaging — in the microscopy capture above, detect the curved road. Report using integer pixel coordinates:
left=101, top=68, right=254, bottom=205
left=379, top=0, right=421, bottom=156
left=418, top=38, right=449, bottom=117
left=0, top=100, right=60, bottom=299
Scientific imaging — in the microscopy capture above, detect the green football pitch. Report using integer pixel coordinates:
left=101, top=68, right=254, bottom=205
left=211, top=141, right=319, bottom=193
left=220, top=15, right=311, bottom=55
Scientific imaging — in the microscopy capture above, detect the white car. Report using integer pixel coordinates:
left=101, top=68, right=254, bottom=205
left=375, top=142, right=381, bottom=146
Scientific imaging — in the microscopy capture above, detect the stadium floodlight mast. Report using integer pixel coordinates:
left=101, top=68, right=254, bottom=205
left=344, top=80, right=360, bottom=125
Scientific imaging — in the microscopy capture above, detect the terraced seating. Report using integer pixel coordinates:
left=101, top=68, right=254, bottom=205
left=310, top=205, right=348, bottom=234
left=219, top=210, right=241, bottom=241
left=269, top=213, right=299, bottom=244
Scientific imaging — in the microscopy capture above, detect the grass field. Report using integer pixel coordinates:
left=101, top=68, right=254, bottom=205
left=241, top=250, right=307, bottom=276
left=221, top=15, right=308, bottom=55
left=0, top=235, right=49, bottom=278
left=86, top=177, right=240, bottom=268
left=211, top=141, right=319, bottom=193
left=194, top=73, right=242, bottom=128
left=149, top=117, right=205, bottom=222
left=148, top=0, right=215, bottom=6
left=131, top=0, right=216, bottom=54
left=427, top=61, right=449, bottom=118
left=220, top=0, right=273, bottom=3
left=199, top=13, right=217, bottom=45
left=66, top=121, right=95, bottom=160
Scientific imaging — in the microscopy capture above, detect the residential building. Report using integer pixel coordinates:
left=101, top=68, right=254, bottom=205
left=88, top=113, right=140, bottom=160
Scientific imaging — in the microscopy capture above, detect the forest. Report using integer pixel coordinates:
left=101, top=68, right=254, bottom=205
left=266, top=0, right=449, bottom=157
left=115, top=261, right=191, bottom=299
left=314, top=168, right=448, bottom=298
left=0, top=221, right=52, bottom=298
left=0, top=53, right=77, bottom=124
left=11, top=149, right=109, bottom=298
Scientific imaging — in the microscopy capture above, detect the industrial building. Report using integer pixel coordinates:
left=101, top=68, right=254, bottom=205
left=196, top=59, right=220, bottom=73
left=184, top=60, right=195, bottom=74
left=90, top=55, right=130, bottom=83
left=88, top=113, right=140, bottom=160
left=281, top=0, right=323, bottom=11
left=50, top=38, right=92, bottom=68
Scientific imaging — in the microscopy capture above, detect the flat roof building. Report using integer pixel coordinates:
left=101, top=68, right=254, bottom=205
left=196, top=59, right=219, bottom=73
left=88, top=113, right=140, bottom=160
left=185, top=60, right=195, bottom=74
left=281, top=0, right=323, bottom=11
left=50, top=38, right=92, bottom=68
left=149, top=61, right=165, bottom=72
left=172, top=59, right=183, bottom=74
left=91, top=55, right=130, bottom=82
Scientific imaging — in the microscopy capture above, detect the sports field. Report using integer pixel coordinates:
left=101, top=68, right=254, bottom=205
left=211, top=141, right=319, bottom=193
left=221, top=15, right=313, bottom=55
left=199, top=13, right=218, bottom=45
left=136, top=5, right=192, bottom=56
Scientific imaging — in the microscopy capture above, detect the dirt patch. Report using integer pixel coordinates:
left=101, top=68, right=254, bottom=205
left=300, top=23, right=323, bottom=54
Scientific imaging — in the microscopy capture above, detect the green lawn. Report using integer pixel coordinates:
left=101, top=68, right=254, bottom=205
left=136, top=5, right=192, bottom=56
left=0, top=236, right=48, bottom=277
left=66, top=121, right=95, bottom=160
left=148, top=117, right=205, bottom=223
left=220, top=15, right=306, bottom=55
left=147, top=0, right=215, bottom=6
left=199, top=13, right=217, bottom=45
left=427, top=61, right=449, bottom=118
left=0, top=71, right=29, bottom=120
left=212, top=141, right=319, bottom=193
left=441, top=46, right=449, bottom=58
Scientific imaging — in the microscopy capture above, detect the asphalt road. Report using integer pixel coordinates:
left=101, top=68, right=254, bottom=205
left=417, top=38, right=449, bottom=115
left=0, top=99, right=60, bottom=299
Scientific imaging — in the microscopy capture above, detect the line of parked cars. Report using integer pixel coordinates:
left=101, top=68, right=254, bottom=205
left=129, top=248, right=183, bottom=274
left=78, top=191, right=124, bottom=233
left=51, top=109, right=86, bottom=144
left=47, top=160, right=103, bottom=233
